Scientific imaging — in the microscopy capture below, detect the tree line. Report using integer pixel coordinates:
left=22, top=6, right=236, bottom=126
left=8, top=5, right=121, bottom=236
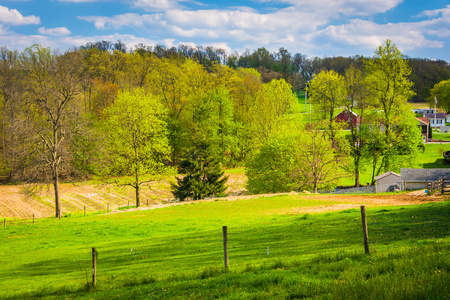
left=0, top=40, right=443, bottom=217
left=0, top=43, right=297, bottom=216
left=246, top=40, right=424, bottom=193
left=80, top=40, right=449, bottom=102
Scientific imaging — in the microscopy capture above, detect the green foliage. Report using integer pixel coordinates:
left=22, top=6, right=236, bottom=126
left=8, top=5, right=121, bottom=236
left=429, top=79, right=450, bottom=113
left=360, top=110, right=423, bottom=183
left=102, top=88, right=172, bottom=206
left=364, top=40, right=416, bottom=173
left=246, top=130, right=303, bottom=194
left=309, top=70, right=347, bottom=141
left=246, top=125, right=348, bottom=193
left=171, top=142, right=228, bottom=200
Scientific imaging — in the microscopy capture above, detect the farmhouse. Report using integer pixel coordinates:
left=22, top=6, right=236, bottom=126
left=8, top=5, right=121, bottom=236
left=446, top=114, right=450, bottom=123
left=423, top=113, right=446, bottom=128
left=401, top=168, right=450, bottom=190
left=334, top=109, right=360, bottom=129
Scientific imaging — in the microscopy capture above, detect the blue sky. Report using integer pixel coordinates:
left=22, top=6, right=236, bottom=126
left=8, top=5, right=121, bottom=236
left=1, top=0, right=449, bottom=61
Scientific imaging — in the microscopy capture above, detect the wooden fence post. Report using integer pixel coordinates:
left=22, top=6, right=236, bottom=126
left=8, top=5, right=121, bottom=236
left=360, top=205, right=370, bottom=254
left=3, top=218, right=5, bottom=227
left=147, top=199, right=149, bottom=206
left=223, top=226, right=229, bottom=270
left=33, top=214, right=35, bottom=224
left=92, top=247, right=97, bottom=287
left=84, top=206, right=86, bottom=217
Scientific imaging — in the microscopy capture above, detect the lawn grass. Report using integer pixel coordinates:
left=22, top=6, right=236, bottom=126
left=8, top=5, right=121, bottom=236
left=409, top=102, right=431, bottom=109
left=421, top=143, right=450, bottom=168
left=433, top=132, right=450, bottom=141
left=224, top=168, right=246, bottom=174
left=0, top=195, right=448, bottom=299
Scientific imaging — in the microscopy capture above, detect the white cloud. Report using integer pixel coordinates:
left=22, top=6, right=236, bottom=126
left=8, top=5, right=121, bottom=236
left=38, top=26, right=71, bottom=36
left=0, top=5, right=40, bottom=25
left=312, top=19, right=444, bottom=53
left=132, top=0, right=185, bottom=11
left=0, top=30, right=53, bottom=50
left=417, top=4, right=450, bottom=18
left=256, top=0, right=402, bottom=16
left=78, top=13, right=160, bottom=30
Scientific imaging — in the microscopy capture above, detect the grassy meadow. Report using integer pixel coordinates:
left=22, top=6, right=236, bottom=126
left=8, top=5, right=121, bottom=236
left=0, top=194, right=448, bottom=299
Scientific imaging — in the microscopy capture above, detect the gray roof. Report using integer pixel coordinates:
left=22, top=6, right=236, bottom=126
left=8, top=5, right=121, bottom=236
left=401, top=168, right=450, bottom=182
left=424, top=113, right=446, bottom=119
left=375, top=171, right=400, bottom=181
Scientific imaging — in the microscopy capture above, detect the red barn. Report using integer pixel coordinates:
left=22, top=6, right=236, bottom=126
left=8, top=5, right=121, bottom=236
left=334, top=109, right=360, bottom=129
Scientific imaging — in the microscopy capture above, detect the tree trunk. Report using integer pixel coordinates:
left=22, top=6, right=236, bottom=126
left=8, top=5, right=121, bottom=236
left=355, top=154, right=360, bottom=187
left=54, top=167, right=61, bottom=218
left=135, top=184, right=140, bottom=207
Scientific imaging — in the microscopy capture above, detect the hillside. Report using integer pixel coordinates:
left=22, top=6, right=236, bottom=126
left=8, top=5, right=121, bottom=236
left=0, top=172, right=247, bottom=219
left=0, top=193, right=448, bottom=299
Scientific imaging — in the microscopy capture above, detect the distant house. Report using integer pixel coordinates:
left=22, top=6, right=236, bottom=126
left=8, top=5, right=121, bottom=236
left=446, top=114, right=450, bottom=123
left=334, top=109, right=360, bottom=129
left=424, top=113, right=446, bottom=128
left=374, top=171, right=401, bottom=193
left=415, top=117, right=429, bottom=142
left=413, top=109, right=435, bottom=115
left=401, top=168, right=450, bottom=190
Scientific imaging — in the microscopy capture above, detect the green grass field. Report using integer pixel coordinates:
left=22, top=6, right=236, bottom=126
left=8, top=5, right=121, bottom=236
left=433, top=132, right=450, bottom=141
left=1, top=195, right=448, bottom=299
left=421, top=143, right=450, bottom=168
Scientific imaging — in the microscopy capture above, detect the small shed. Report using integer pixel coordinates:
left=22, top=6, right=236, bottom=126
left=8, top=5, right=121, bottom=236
left=401, top=168, right=450, bottom=190
left=374, top=171, right=401, bottom=193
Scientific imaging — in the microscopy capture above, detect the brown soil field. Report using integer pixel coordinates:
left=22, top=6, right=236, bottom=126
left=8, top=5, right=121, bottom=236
left=0, top=173, right=247, bottom=219
left=0, top=172, right=447, bottom=219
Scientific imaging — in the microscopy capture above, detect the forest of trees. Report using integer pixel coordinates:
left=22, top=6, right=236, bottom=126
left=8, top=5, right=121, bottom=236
left=0, top=40, right=448, bottom=215
left=79, top=40, right=450, bottom=101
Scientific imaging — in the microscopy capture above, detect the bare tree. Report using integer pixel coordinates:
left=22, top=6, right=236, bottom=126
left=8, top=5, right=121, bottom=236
left=20, top=45, right=85, bottom=218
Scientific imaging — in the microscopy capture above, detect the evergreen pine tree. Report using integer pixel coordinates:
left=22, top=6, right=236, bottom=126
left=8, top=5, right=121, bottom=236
left=171, top=142, right=228, bottom=201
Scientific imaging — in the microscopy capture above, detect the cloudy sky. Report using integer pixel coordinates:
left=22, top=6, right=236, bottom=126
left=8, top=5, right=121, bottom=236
left=1, top=0, right=449, bottom=60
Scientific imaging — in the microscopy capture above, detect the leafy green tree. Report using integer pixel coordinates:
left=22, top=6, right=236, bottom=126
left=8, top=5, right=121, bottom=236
left=429, top=79, right=450, bottom=114
left=246, top=130, right=304, bottom=194
left=361, top=110, right=423, bottom=184
left=344, top=65, right=373, bottom=187
left=189, top=88, right=237, bottom=165
left=295, top=126, right=349, bottom=193
left=364, top=39, right=415, bottom=172
left=309, top=70, right=347, bottom=142
left=103, top=88, right=172, bottom=207
left=249, top=78, right=299, bottom=145
left=171, top=142, right=228, bottom=200
left=246, top=123, right=348, bottom=194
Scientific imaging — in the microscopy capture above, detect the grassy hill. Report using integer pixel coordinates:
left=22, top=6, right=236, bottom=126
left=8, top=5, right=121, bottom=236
left=0, top=193, right=448, bottom=299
